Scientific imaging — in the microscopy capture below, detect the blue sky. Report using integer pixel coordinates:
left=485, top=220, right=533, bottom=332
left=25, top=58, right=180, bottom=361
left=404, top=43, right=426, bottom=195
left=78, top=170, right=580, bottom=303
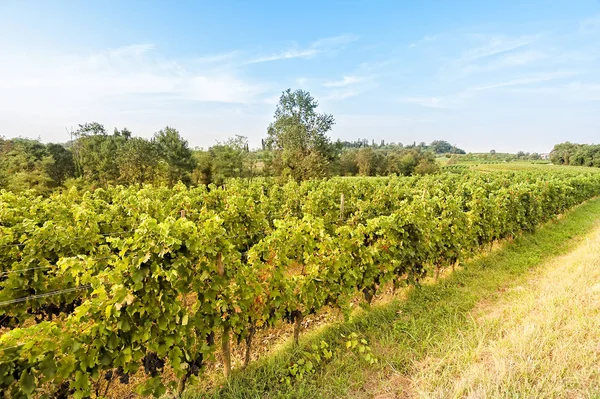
left=0, top=0, right=599, bottom=152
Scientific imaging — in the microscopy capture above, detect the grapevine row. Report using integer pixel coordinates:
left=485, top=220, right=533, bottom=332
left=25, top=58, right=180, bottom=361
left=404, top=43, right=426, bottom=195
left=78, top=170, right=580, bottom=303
left=1, top=170, right=600, bottom=397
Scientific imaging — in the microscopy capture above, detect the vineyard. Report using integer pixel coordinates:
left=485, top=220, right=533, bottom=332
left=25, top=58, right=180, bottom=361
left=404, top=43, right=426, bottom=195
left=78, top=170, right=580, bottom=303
left=2, top=170, right=600, bottom=398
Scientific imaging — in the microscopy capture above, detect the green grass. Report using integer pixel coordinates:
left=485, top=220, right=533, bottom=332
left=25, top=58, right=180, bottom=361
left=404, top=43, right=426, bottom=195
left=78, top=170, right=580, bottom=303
left=187, top=198, right=600, bottom=399
left=444, top=161, right=600, bottom=173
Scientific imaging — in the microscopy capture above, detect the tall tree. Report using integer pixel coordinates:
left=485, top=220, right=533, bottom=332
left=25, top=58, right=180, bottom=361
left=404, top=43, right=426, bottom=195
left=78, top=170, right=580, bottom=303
left=71, top=123, right=128, bottom=186
left=153, top=126, right=196, bottom=185
left=45, top=143, right=75, bottom=185
left=209, top=135, right=250, bottom=184
left=117, top=138, right=159, bottom=184
left=266, top=89, right=338, bottom=181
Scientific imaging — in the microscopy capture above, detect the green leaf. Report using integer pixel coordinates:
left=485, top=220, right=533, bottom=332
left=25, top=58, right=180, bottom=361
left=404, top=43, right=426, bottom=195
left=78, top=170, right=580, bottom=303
left=20, top=370, right=35, bottom=395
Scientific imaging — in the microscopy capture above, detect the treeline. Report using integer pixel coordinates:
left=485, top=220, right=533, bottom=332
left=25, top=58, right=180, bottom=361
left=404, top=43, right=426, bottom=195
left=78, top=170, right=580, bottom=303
left=0, top=128, right=443, bottom=194
left=0, top=124, right=198, bottom=194
left=448, top=150, right=545, bottom=164
left=550, top=142, right=600, bottom=167
left=335, top=147, right=439, bottom=176
left=0, top=89, right=460, bottom=193
left=335, top=138, right=465, bottom=154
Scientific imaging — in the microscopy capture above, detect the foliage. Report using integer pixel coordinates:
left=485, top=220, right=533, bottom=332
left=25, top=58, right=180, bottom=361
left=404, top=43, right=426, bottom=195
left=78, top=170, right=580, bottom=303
left=550, top=142, right=600, bottom=167
left=266, top=89, right=339, bottom=181
left=337, top=147, right=439, bottom=176
left=153, top=126, right=196, bottom=185
left=0, top=138, right=74, bottom=194
left=1, top=169, right=600, bottom=397
left=117, top=137, right=160, bottom=184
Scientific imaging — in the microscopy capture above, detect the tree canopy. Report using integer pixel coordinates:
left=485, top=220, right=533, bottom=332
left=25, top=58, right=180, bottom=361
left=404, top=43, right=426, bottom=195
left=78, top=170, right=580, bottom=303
left=266, top=89, right=339, bottom=181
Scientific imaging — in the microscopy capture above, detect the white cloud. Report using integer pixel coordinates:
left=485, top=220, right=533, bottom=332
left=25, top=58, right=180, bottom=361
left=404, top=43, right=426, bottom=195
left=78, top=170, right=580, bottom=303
left=470, top=71, right=577, bottom=91
left=247, top=48, right=320, bottom=64
left=107, top=43, right=156, bottom=57
left=0, top=43, right=275, bottom=146
left=408, top=34, right=438, bottom=48
left=508, top=81, right=600, bottom=101
left=322, top=88, right=362, bottom=101
left=246, top=34, right=358, bottom=64
left=321, top=73, right=377, bottom=101
left=398, top=97, right=449, bottom=109
left=461, top=35, right=541, bottom=62
left=193, top=51, right=240, bottom=64
left=461, top=50, right=548, bottom=74
left=323, top=75, right=365, bottom=87
left=0, top=44, right=268, bottom=105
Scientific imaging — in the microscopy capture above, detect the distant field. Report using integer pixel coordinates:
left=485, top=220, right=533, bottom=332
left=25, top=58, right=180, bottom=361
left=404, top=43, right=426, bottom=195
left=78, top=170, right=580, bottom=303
left=441, top=160, right=600, bottom=173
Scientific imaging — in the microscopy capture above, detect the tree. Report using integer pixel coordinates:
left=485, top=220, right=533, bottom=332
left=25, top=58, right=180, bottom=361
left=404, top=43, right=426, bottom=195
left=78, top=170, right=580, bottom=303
left=192, top=150, right=213, bottom=185
left=429, top=140, right=465, bottom=154
left=153, top=127, right=196, bottom=185
left=45, top=143, right=75, bottom=185
left=117, top=138, right=159, bottom=184
left=266, top=89, right=338, bottom=181
left=71, top=122, right=128, bottom=186
left=0, top=138, right=55, bottom=194
left=356, top=147, right=377, bottom=176
left=336, top=150, right=359, bottom=176
left=210, top=135, right=250, bottom=184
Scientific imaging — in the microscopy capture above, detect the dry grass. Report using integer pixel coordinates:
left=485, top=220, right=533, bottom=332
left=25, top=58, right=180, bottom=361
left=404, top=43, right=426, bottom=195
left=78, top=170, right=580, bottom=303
left=412, top=225, right=600, bottom=398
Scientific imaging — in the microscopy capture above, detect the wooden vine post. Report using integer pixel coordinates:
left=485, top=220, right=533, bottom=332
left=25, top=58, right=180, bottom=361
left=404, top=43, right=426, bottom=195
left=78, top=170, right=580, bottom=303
left=243, top=326, right=255, bottom=369
left=293, top=310, right=303, bottom=345
left=339, top=193, right=345, bottom=222
left=216, top=252, right=231, bottom=378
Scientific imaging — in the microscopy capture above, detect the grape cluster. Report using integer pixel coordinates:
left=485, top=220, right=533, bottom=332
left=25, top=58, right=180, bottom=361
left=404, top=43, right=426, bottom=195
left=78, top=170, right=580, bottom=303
left=189, top=354, right=204, bottom=376
left=116, top=367, right=129, bottom=384
left=143, top=352, right=165, bottom=377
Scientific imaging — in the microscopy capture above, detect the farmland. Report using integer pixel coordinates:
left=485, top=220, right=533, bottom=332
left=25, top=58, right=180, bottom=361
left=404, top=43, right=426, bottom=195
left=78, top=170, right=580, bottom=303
left=2, top=168, right=600, bottom=398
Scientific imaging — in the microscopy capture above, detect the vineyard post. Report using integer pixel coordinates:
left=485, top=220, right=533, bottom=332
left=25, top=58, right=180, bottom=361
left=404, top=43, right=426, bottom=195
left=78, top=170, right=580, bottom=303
left=293, top=310, right=303, bottom=345
left=222, top=325, right=232, bottom=378
left=340, top=193, right=345, bottom=222
left=243, top=326, right=255, bottom=369
left=217, top=252, right=231, bottom=378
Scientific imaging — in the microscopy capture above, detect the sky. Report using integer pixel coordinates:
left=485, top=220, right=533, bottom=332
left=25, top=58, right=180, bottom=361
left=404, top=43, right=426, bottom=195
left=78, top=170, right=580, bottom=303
left=0, top=0, right=599, bottom=153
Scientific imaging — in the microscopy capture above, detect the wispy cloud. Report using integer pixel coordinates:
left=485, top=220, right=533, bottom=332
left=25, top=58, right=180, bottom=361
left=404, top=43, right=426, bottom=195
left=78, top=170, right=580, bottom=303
left=0, top=44, right=269, bottom=108
left=461, top=35, right=541, bottom=62
left=323, top=75, right=366, bottom=87
left=408, top=34, right=438, bottom=48
left=470, top=71, right=577, bottom=91
left=108, top=43, right=156, bottom=57
left=193, top=51, right=240, bottom=64
left=321, top=72, right=377, bottom=101
left=398, top=97, right=449, bottom=109
left=323, top=88, right=363, bottom=101
left=397, top=72, right=578, bottom=111
left=508, top=81, right=600, bottom=102
left=462, top=50, right=548, bottom=74
left=247, top=48, right=320, bottom=64
left=246, top=34, right=358, bottom=64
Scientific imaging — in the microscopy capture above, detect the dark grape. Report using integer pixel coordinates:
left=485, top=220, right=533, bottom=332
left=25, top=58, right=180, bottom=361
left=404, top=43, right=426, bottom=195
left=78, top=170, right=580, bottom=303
left=143, top=352, right=165, bottom=377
